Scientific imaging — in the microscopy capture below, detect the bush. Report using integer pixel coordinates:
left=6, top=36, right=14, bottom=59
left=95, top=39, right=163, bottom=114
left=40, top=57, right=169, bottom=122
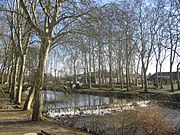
left=116, top=104, right=177, bottom=135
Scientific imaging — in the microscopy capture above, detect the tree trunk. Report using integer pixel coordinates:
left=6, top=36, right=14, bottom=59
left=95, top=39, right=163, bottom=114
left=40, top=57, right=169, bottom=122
left=143, top=69, right=148, bottom=92
left=126, top=69, right=129, bottom=91
left=1, top=71, right=5, bottom=85
left=98, top=47, right=102, bottom=89
left=155, top=59, right=159, bottom=89
left=170, top=61, right=174, bottom=92
left=8, top=64, right=13, bottom=94
left=32, top=86, right=43, bottom=121
left=169, top=23, right=175, bottom=92
left=32, top=38, right=51, bottom=121
left=108, top=30, right=113, bottom=90
left=16, top=54, right=26, bottom=104
left=142, top=61, right=148, bottom=92
left=140, top=65, right=144, bottom=89
left=109, top=44, right=113, bottom=90
left=1, top=57, right=7, bottom=84
left=10, top=56, right=19, bottom=102
left=23, top=85, right=35, bottom=110
left=159, top=63, right=163, bottom=89
left=84, top=53, right=88, bottom=84
left=73, top=59, right=77, bottom=84
left=120, top=68, right=124, bottom=89
left=92, top=45, right=96, bottom=84
left=6, top=65, right=11, bottom=83
left=177, top=62, right=180, bottom=90
left=98, top=20, right=102, bottom=89
left=126, top=61, right=129, bottom=91
left=118, top=50, right=124, bottom=89
left=88, top=43, right=92, bottom=89
left=125, top=38, right=129, bottom=91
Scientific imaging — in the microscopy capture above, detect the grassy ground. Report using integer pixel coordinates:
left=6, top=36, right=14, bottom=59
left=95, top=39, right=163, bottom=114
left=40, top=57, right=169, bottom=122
left=0, top=85, right=90, bottom=135
left=78, top=84, right=180, bottom=96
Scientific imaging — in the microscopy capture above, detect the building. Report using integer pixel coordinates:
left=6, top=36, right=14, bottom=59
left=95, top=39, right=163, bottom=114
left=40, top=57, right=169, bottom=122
left=147, top=72, right=180, bottom=84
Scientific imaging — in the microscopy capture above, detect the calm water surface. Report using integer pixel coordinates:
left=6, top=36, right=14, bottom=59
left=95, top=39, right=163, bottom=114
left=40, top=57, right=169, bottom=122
left=42, top=90, right=109, bottom=109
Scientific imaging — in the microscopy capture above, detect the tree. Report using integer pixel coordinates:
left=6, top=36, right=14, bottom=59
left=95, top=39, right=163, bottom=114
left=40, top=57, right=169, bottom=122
left=3, top=1, right=20, bottom=101
left=23, top=47, right=39, bottom=110
left=15, top=1, right=32, bottom=104
left=20, top=0, right=92, bottom=121
left=135, top=0, right=161, bottom=92
left=0, top=17, right=11, bottom=85
left=166, top=0, right=179, bottom=92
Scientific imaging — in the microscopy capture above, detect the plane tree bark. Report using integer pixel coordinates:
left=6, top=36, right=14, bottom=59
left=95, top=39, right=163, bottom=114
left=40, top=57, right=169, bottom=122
left=177, top=62, right=180, bottom=90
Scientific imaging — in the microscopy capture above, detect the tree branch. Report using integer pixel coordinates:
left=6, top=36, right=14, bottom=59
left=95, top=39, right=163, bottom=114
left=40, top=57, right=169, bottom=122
left=19, top=0, right=42, bottom=34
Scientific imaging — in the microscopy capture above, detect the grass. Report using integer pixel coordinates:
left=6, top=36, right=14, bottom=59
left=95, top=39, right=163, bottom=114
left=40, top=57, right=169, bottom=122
left=91, top=87, right=127, bottom=92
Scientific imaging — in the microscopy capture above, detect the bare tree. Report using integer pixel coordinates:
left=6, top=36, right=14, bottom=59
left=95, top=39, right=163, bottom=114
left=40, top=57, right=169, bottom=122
left=135, top=0, right=162, bottom=92
left=166, top=0, right=179, bottom=92
left=20, top=0, right=92, bottom=121
left=3, top=1, right=20, bottom=101
left=0, top=18, right=11, bottom=85
left=15, top=1, right=32, bottom=104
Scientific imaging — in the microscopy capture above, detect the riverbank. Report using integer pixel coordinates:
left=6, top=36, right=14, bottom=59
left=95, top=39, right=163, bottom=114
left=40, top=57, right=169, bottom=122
left=42, top=87, right=180, bottom=134
left=0, top=92, right=90, bottom=135
left=74, top=87, right=180, bottom=103
left=46, top=100, right=180, bottom=135
left=1, top=84, right=180, bottom=135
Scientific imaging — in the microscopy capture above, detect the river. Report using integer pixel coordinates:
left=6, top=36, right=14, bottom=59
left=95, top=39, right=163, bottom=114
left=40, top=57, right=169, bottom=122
left=26, top=90, right=180, bottom=134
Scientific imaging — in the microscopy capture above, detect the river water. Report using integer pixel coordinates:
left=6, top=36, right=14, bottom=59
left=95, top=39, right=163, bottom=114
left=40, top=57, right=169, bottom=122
left=25, top=90, right=180, bottom=134
left=40, top=90, right=180, bottom=134
left=42, top=91, right=180, bottom=119
left=42, top=90, right=109, bottom=109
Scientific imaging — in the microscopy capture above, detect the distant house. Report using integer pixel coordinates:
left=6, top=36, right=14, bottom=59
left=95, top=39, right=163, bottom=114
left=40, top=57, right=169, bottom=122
left=72, top=70, right=141, bottom=85
left=147, top=72, right=180, bottom=84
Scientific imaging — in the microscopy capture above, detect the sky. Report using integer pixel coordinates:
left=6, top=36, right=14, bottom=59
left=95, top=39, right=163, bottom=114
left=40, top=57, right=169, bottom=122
left=147, top=58, right=179, bottom=74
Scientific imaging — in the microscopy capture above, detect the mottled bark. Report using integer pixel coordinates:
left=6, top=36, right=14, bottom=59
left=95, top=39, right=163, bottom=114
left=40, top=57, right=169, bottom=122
left=16, top=55, right=26, bottom=104
left=23, top=85, right=35, bottom=110
left=177, top=63, right=180, bottom=90
left=10, top=56, right=19, bottom=102
left=32, top=38, right=51, bottom=121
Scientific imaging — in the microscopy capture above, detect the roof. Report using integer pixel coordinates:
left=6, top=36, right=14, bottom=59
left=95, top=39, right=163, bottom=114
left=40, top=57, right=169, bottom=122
left=147, top=72, right=180, bottom=81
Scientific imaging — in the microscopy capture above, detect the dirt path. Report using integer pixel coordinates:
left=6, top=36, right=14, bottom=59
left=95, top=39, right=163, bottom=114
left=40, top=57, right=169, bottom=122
left=0, top=93, right=90, bottom=135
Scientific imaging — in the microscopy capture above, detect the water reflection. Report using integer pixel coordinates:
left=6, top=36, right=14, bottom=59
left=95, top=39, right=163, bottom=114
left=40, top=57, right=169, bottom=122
left=42, top=91, right=109, bottom=109
left=41, top=90, right=180, bottom=126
